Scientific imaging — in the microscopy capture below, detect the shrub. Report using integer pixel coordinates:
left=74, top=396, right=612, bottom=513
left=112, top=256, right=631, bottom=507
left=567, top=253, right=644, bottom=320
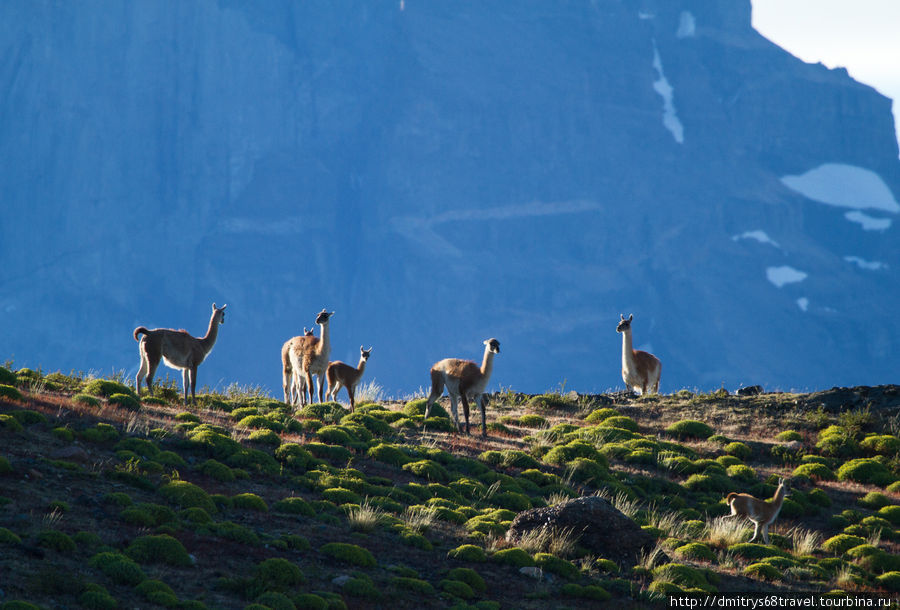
left=79, top=585, right=118, bottom=609
left=858, top=492, right=891, bottom=510
left=37, top=530, right=76, bottom=552
left=837, top=459, right=895, bottom=487
left=125, top=534, right=192, bottom=566
left=776, top=430, right=802, bottom=442
left=135, top=580, right=178, bottom=606
left=198, top=458, right=235, bottom=482
left=403, top=398, right=449, bottom=419
left=822, top=534, right=867, bottom=555
left=89, top=552, right=146, bottom=585
left=232, top=493, right=268, bottom=512
left=598, top=415, right=639, bottom=432
left=876, top=571, right=900, bottom=592
left=82, top=379, right=135, bottom=398
left=792, top=462, right=834, bottom=481
left=322, top=487, right=362, bottom=505
left=744, top=562, right=782, bottom=581
left=682, top=473, right=734, bottom=493
left=367, top=442, right=412, bottom=467
left=159, top=480, right=216, bottom=513
left=651, top=563, right=714, bottom=590
left=0, top=367, right=16, bottom=385
left=391, top=577, right=435, bottom=595
left=108, top=393, right=141, bottom=410
left=273, top=497, right=315, bottom=517
left=534, top=553, right=580, bottom=580
left=0, top=415, right=23, bottom=434
left=10, top=410, right=46, bottom=426
left=726, top=464, right=756, bottom=481
left=187, top=426, right=241, bottom=459
left=446, top=567, right=486, bottom=592
left=584, top=408, right=619, bottom=423
left=439, top=579, right=474, bottom=599
left=528, top=393, right=577, bottom=410
left=816, top=426, right=859, bottom=458
left=727, top=543, right=789, bottom=560
left=72, top=394, right=100, bottom=409
left=724, top=442, right=752, bottom=460
left=666, top=420, right=713, bottom=440
left=860, top=434, right=900, bottom=456
left=566, top=457, right=608, bottom=485
left=448, top=544, right=487, bottom=562
left=878, top=505, right=900, bottom=526
left=0, top=527, right=22, bottom=545
left=0, top=456, right=12, bottom=474
left=274, top=443, right=314, bottom=472
left=675, top=542, right=716, bottom=561
left=320, top=542, right=376, bottom=567
left=560, top=583, right=611, bottom=601
left=402, top=459, right=450, bottom=483
left=490, top=547, right=535, bottom=568
left=256, top=557, right=305, bottom=589
left=518, top=414, right=548, bottom=427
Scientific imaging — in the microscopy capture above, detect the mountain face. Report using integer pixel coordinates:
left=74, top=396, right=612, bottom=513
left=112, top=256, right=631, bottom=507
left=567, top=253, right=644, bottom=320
left=2, top=1, right=898, bottom=397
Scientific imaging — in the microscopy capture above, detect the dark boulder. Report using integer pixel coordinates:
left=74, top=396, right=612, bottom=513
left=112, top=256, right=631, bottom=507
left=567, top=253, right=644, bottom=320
left=506, top=495, right=657, bottom=567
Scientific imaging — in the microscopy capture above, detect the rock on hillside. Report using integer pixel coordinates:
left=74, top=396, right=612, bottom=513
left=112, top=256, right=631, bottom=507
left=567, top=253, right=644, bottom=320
left=506, top=495, right=657, bottom=567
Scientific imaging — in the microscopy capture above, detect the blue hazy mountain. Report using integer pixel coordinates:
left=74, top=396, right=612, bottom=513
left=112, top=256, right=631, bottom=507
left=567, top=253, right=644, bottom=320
left=2, top=1, right=898, bottom=397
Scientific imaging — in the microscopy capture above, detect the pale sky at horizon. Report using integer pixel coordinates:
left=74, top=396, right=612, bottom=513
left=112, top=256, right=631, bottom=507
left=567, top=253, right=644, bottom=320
left=751, top=0, right=900, bottom=154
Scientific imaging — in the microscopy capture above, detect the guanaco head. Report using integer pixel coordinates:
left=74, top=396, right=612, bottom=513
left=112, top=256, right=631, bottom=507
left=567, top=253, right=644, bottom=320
left=360, top=346, right=373, bottom=361
left=776, top=477, right=790, bottom=497
left=212, top=303, right=227, bottom=325
left=483, top=338, right=501, bottom=354
left=616, top=314, right=633, bottom=333
left=303, top=327, right=314, bottom=336
left=315, top=309, right=335, bottom=325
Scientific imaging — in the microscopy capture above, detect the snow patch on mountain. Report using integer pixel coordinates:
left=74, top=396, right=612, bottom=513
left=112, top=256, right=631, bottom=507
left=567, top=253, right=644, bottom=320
left=767, top=266, right=808, bottom=288
left=781, top=163, right=900, bottom=213
left=844, top=211, right=892, bottom=231
left=652, top=46, right=684, bottom=144
left=844, top=256, right=887, bottom=271
left=676, top=12, right=696, bottom=39
left=733, top=230, right=779, bottom=248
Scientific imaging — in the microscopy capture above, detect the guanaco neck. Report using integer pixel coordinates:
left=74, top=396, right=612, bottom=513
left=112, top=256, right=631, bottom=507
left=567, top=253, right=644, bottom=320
left=480, top=346, right=496, bottom=381
left=355, top=356, right=367, bottom=378
left=771, top=484, right=786, bottom=507
left=316, top=321, right=330, bottom=357
left=200, top=311, right=220, bottom=354
left=621, top=328, right=636, bottom=369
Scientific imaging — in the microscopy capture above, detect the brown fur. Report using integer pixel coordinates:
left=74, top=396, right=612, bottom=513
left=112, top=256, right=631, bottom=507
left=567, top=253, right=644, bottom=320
left=424, top=339, right=500, bottom=436
left=724, top=478, right=789, bottom=544
left=326, top=347, right=371, bottom=411
left=281, top=309, right=333, bottom=406
left=616, top=314, right=661, bottom=394
left=134, top=303, right=226, bottom=404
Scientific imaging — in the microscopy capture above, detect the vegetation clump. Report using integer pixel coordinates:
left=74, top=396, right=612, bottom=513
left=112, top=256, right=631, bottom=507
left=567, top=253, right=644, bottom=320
left=319, top=542, right=376, bottom=567
left=125, top=534, right=192, bottom=567
left=666, top=420, right=714, bottom=440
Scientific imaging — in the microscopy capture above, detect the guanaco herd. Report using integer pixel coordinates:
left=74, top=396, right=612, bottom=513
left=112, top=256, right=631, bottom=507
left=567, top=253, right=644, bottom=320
left=132, top=304, right=789, bottom=538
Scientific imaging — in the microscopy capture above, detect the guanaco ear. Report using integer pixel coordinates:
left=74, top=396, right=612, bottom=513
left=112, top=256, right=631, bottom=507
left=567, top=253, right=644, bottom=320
left=360, top=345, right=365, bottom=352
left=620, top=314, right=625, bottom=321
left=628, top=314, right=633, bottom=322
left=367, top=346, right=373, bottom=352
left=212, top=302, right=217, bottom=310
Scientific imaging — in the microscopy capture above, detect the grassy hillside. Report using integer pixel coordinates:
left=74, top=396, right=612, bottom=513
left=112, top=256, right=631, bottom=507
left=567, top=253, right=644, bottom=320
left=1, top=366, right=899, bottom=608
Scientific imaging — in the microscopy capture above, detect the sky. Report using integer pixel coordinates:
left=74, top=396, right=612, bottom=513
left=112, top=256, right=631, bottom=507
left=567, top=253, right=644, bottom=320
left=751, top=0, right=900, bottom=154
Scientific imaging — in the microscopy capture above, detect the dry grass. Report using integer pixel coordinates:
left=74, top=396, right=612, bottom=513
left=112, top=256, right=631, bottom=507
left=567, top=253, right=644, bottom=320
left=636, top=543, right=666, bottom=570
left=347, top=498, right=384, bottom=533
left=402, top=505, right=438, bottom=534
left=513, top=526, right=580, bottom=558
left=788, top=527, right=822, bottom=556
left=706, top=516, right=748, bottom=547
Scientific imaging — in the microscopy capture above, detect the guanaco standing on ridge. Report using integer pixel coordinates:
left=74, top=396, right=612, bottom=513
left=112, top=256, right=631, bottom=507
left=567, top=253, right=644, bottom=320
left=326, top=346, right=372, bottom=411
left=134, top=303, right=227, bottom=405
left=724, top=477, right=790, bottom=544
left=424, top=338, right=500, bottom=436
left=281, top=309, right=334, bottom=406
left=616, top=314, right=661, bottom=395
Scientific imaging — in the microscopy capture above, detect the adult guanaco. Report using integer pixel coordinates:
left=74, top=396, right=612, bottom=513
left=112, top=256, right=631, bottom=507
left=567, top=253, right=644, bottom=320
left=724, top=477, right=790, bottom=544
left=616, top=314, right=661, bottom=394
left=281, top=309, right=334, bottom=406
left=424, top=338, right=500, bottom=436
left=134, top=303, right=226, bottom=404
